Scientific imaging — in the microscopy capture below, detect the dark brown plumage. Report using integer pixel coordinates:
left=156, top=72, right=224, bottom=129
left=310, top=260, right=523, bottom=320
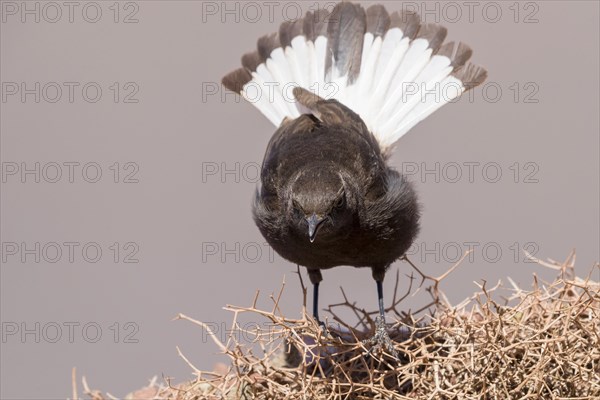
left=253, top=87, right=419, bottom=283
left=221, top=1, right=487, bottom=355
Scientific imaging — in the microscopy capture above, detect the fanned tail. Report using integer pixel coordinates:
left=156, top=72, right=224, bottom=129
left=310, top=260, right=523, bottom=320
left=222, top=2, right=487, bottom=152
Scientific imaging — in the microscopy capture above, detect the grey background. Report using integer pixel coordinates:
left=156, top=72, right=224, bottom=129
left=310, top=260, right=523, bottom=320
left=1, top=1, right=598, bottom=398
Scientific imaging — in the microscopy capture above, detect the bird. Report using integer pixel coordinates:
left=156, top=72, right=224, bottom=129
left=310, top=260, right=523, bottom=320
left=221, top=2, right=487, bottom=353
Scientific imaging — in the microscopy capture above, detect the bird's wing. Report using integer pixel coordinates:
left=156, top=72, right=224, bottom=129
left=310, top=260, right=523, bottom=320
left=222, top=2, right=487, bottom=153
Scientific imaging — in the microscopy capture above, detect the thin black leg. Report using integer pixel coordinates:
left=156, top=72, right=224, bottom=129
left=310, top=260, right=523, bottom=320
left=307, top=268, right=324, bottom=328
left=377, top=280, right=385, bottom=318
left=362, top=277, right=398, bottom=358
left=313, top=282, right=320, bottom=322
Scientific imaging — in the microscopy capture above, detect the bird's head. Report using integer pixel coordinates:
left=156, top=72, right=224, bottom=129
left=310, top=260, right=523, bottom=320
left=286, top=166, right=355, bottom=243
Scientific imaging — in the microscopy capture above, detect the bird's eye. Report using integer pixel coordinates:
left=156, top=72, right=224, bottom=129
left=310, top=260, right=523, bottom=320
left=334, top=196, right=345, bottom=209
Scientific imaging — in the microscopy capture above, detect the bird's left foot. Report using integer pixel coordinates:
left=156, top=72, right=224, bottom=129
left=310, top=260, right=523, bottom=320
left=363, top=315, right=399, bottom=358
left=315, top=318, right=326, bottom=330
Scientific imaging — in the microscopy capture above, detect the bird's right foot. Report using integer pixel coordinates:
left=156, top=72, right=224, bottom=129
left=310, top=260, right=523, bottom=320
left=363, top=315, right=399, bottom=358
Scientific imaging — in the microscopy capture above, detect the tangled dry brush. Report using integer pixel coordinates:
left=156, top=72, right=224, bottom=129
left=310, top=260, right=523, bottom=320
left=80, top=251, right=599, bottom=399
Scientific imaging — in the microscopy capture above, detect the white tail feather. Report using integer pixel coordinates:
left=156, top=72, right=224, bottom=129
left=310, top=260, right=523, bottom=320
left=391, top=75, right=465, bottom=143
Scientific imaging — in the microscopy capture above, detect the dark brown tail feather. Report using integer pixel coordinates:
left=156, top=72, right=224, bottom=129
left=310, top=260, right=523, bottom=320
left=452, top=42, right=474, bottom=68
left=325, top=2, right=367, bottom=84
left=303, top=9, right=330, bottom=42
left=453, top=63, right=488, bottom=90
left=279, top=18, right=304, bottom=48
left=366, top=5, right=390, bottom=37
left=390, top=10, right=421, bottom=40
left=257, top=32, right=280, bottom=61
left=222, top=68, right=252, bottom=94
left=438, top=41, right=474, bottom=71
left=416, top=23, right=448, bottom=54
left=241, top=51, right=261, bottom=72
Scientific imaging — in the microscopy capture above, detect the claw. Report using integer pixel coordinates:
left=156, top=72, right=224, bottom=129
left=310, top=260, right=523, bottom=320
left=362, top=315, right=399, bottom=358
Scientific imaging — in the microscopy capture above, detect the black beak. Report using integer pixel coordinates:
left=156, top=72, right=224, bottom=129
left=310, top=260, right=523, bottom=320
left=306, top=213, right=326, bottom=243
